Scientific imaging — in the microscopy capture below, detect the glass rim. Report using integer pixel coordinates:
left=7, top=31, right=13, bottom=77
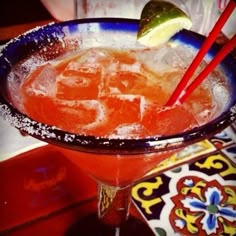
left=0, top=18, right=236, bottom=154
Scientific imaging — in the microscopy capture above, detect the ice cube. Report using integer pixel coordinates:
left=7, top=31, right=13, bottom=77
left=21, top=63, right=58, bottom=97
left=56, top=100, right=105, bottom=132
left=56, top=60, right=102, bottom=100
left=142, top=104, right=199, bottom=136
left=136, top=44, right=197, bottom=74
left=109, top=123, right=149, bottom=139
left=102, top=71, right=147, bottom=95
left=77, top=47, right=113, bottom=64
left=98, top=94, right=145, bottom=136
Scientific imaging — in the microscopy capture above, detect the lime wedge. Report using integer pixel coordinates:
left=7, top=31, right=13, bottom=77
left=138, top=0, right=192, bottom=47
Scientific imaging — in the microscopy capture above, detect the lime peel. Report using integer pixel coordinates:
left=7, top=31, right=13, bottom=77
left=138, top=1, right=192, bottom=47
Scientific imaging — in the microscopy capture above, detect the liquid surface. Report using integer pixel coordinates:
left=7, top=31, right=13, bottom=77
left=12, top=44, right=227, bottom=138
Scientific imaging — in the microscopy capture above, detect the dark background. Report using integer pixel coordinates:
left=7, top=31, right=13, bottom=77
left=0, top=0, right=52, bottom=26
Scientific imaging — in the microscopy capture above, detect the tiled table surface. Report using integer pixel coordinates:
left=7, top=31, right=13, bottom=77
left=132, top=125, right=236, bottom=235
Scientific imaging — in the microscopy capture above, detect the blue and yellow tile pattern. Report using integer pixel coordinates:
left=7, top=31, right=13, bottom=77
left=132, top=127, right=236, bottom=235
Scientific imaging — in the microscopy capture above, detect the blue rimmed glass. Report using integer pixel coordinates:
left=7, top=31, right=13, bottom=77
left=0, top=18, right=236, bottom=235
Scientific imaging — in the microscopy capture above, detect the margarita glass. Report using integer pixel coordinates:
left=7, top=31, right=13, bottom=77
left=0, top=19, right=236, bottom=235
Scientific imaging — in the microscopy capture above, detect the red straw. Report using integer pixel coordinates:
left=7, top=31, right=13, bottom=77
left=178, top=34, right=236, bottom=104
left=166, top=0, right=236, bottom=106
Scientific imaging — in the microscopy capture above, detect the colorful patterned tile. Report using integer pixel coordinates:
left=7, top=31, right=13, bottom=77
left=221, top=144, right=236, bottom=163
left=133, top=129, right=236, bottom=236
left=209, top=129, right=235, bottom=149
left=146, top=139, right=216, bottom=177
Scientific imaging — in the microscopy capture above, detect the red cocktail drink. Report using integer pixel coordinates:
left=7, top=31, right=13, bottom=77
left=17, top=45, right=219, bottom=186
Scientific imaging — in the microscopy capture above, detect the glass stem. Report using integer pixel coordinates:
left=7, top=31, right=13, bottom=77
left=97, top=184, right=132, bottom=227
